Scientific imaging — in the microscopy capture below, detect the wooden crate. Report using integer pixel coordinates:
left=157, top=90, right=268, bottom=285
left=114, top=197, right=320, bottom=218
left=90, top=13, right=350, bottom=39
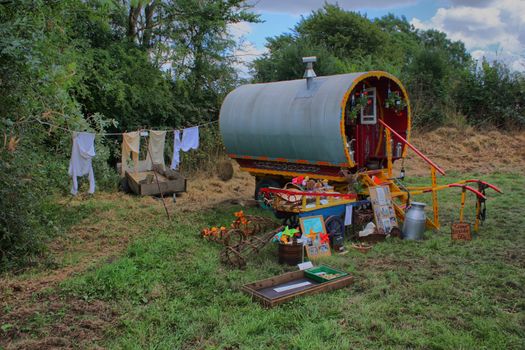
left=242, top=269, right=353, bottom=307
left=126, top=171, right=186, bottom=196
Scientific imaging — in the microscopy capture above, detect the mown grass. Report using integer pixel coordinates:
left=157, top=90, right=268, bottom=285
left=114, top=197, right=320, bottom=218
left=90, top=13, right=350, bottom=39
left=60, top=172, right=524, bottom=349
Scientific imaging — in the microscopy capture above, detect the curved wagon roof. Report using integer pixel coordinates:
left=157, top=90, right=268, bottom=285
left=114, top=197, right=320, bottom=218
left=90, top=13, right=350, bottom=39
left=219, top=71, right=410, bottom=167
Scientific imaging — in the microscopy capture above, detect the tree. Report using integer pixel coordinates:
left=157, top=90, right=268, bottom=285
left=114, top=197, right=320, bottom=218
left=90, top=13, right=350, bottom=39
left=455, top=59, right=525, bottom=128
left=295, top=4, right=387, bottom=59
left=165, top=0, right=259, bottom=121
left=0, top=0, right=260, bottom=269
left=252, top=5, right=508, bottom=130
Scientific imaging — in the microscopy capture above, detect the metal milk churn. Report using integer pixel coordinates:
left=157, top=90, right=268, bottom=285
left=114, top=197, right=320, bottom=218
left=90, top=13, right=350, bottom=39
left=402, top=202, right=427, bottom=240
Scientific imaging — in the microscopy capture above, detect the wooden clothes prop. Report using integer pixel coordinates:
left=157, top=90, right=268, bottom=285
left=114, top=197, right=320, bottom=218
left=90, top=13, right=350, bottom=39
left=369, top=185, right=398, bottom=234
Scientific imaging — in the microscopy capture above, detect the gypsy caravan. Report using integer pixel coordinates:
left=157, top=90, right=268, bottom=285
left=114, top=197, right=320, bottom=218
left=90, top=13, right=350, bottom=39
left=220, top=58, right=500, bottom=232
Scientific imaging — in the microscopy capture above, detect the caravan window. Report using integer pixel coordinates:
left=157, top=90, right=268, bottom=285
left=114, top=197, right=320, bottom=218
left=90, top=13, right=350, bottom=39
left=360, top=87, right=377, bottom=125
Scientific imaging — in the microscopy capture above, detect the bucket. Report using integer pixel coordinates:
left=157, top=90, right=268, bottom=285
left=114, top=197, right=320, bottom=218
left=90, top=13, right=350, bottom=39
left=278, top=243, right=303, bottom=265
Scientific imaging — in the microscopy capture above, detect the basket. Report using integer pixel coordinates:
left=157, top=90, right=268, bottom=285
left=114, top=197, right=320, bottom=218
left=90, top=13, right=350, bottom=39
left=451, top=222, right=472, bottom=241
left=351, top=243, right=372, bottom=253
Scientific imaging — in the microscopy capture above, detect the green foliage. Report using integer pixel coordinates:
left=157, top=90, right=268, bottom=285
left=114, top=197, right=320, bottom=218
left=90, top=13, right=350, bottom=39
left=252, top=4, right=525, bottom=130
left=0, top=0, right=259, bottom=270
left=253, top=37, right=346, bottom=82
left=165, top=0, right=260, bottom=122
left=407, top=49, right=450, bottom=127
left=296, top=4, right=387, bottom=59
left=178, top=124, right=226, bottom=175
left=455, top=59, right=525, bottom=128
left=0, top=138, right=47, bottom=269
left=77, top=43, right=176, bottom=130
left=0, top=122, right=97, bottom=270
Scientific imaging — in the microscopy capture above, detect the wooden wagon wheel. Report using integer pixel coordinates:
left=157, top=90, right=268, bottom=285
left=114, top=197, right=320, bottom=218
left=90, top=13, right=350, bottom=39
left=221, top=228, right=245, bottom=247
left=243, top=215, right=277, bottom=236
left=220, top=226, right=283, bottom=269
left=325, top=215, right=344, bottom=237
left=220, top=244, right=247, bottom=268
left=220, top=228, right=249, bottom=268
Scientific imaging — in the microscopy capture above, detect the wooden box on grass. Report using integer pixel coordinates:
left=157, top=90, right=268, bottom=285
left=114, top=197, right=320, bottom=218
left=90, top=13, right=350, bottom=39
left=126, top=171, right=186, bottom=196
left=242, top=267, right=353, bottom=308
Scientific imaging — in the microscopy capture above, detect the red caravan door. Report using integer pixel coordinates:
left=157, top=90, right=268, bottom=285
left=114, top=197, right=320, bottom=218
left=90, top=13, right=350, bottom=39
left=355, top=86, right=381, bottom=168
left=352, top=78, right=408, bottom=168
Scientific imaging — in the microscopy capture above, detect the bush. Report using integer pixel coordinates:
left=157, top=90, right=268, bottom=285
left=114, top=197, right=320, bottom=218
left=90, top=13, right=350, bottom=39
left=177, top=124, right=225, bottom=176
left=0, top=148, right=46, bottom=269
left=0, top=120, right=69, bottom=269
left=0, top=117, right=119, bottom=271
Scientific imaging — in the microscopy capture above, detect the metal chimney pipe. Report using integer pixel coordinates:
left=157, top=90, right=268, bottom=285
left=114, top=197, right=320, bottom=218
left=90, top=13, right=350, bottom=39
left=302, top=56, right=317, bottom=89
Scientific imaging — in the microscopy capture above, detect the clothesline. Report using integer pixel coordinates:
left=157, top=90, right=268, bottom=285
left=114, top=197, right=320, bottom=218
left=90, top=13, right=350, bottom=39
left=68, top=119, right=202, bottom=197
left=35, top=118, right=219, bottom=136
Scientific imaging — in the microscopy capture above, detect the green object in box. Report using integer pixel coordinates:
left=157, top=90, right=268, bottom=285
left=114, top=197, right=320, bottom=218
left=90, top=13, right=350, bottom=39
left=305, top=265, right=349, bottom=283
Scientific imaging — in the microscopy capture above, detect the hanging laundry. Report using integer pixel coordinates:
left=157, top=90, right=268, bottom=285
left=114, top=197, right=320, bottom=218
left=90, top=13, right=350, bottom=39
left=145, top=130, right=166, bottom=171
left=181, top=126, right=199, bottom=151
left=121, top=131, right=140, bottom=176
left=69, top=132, right=96, bottom=195
left=170, top=130, right=182, bottom=170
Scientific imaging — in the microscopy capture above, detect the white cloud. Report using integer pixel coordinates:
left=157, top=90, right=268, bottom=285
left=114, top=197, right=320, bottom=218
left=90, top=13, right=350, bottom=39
left=229, top=22, right=267, bottom=77
left=229, top=21, right=252, bottom=38
left=411, top=0, right=525, bottom=71
left=248, top=0, right=416, bottom=15
left=511, top=57, right=525, bottom=71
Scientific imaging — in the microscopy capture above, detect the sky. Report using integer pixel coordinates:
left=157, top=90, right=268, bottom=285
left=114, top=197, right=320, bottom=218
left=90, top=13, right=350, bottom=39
left=231, top=0, right=525, bottom=74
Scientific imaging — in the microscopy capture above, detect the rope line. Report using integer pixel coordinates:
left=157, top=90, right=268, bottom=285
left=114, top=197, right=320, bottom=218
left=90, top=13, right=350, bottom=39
left=35, top=118, right=219, bottom=136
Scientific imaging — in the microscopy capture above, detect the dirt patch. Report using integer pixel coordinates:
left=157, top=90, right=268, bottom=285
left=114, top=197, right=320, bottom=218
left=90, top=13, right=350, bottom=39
left=397, top=127, right=525, bottom=176
left=0, top=192, right=168, bottom=349
left=171, top=162, right=255, bottom=213
left=1, top=293, right=115, bottom=350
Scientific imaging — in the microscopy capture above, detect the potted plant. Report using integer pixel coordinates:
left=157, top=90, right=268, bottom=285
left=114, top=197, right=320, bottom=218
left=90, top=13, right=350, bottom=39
left=348, top=90, right=371, bottom=120
left=385, top=90, right=407, bottom=114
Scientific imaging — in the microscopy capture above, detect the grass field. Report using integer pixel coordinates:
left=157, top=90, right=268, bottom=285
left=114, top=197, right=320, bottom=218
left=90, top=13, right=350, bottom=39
left=1, top=172, right=524, bottom=349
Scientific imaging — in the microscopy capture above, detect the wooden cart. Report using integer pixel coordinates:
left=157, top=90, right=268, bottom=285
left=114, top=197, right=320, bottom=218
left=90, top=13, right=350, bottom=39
left=261, top=186, right=357, bottom=240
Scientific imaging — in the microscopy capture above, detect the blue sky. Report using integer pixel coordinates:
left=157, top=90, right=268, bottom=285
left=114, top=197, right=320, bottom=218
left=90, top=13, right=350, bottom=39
left=231, top=0, right=525, bottom=72
left=247, top=0, right=442, bottom=46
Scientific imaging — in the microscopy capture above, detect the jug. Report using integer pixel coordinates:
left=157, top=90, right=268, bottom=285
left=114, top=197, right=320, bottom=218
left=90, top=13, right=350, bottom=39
left=402, top=202, right=427, bottom=240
